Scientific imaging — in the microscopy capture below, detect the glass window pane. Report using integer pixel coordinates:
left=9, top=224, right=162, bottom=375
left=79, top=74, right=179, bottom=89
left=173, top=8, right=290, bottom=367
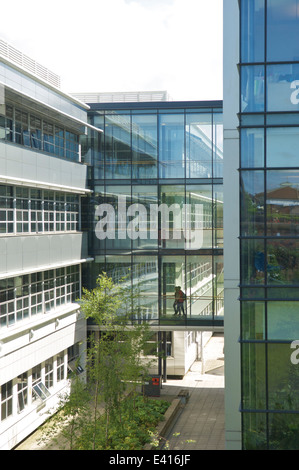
left=187, top=255, right=213, bottom=320
left=241, top=128, right=264, bottom=168
left=104, top=186, right=131, bottom=250
left=213, top=185, right=223, bottom=249
left=132, top=114, right=157, bottom=179
left=241, top=239, right=266, bottom=285
left=267, top=0, right=299, bottom=62
left=213, top=113, right=223, bottom=178
left=240, top=171, right=265, bottom=236
left=267, top=128, right=299, bottom=167
left=267, top=301, right=299, bottom=340
left=268, top=343, right=299, bottom=411
left=105, top=114, right=131, bottom=179
left=241, top=0, right=265, bottom=63
left=242, top=343, right=266, bottom=409
left=159, top=113, right=185, bottom=178
left=267, top=170, right=299, bottom=236
left=267, top=239, right=299, bottom=285
left=267, top=64, right=299, bottom=112
left=214, top=255, right=224, bottom=318
left=269, top=413, right=299, bottom=450
left=242, top=413, right=267, bottom=450
left=185, top=113, right=212, bottom=178
left=241, top=65, right=265, bottom=112
left=186, top=185, right=213, bottom=249
left=241, top=301, right=265, bottom=340
left=105, top=256, right=132, bottom=315
left=131, top=185, right=158, bottom=250
left=159, top=185, right=185, bottom=249
left=132, top=256, right=158, bottom=323
left=161, top=256, right=186, bottom=321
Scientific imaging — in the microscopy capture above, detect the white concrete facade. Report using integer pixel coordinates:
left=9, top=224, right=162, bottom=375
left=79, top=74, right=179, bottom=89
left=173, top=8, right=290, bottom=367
left=0, top=47, right=91, bottom=449
left=223, top=0, right=242, bottom=450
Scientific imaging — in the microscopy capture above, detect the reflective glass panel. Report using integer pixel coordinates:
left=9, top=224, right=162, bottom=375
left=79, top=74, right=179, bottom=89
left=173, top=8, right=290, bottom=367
left=267, top=0, right=299, bottom=62
left=132, top=114, right=158, bottom=179
left=159, top=185, right=185, bottom=249
left=242, top=413, right=267, bottom=450
left=268, top=343, right=299, bottom=411
left=241, top=301, right=265, bottom=340
left=241, top=343, right=266, bottom=409
left=267, top=239, right=299, bottom=285
left=267, top=170, right=299, bottom=236
left=132, top=256, right=158, bottom=323
left=213, top=113, right=223, bottom=178
left=187, top=255, right=213, bottom=320
left=131, top=185, right=158, bottom=250
left=241, top=65, right=265, bottom=112
left=105, top=113, right=131, bottom=179
left=213, top=255, right=224, bottom=317
left=241, top=128, right=264, bottom=168
left=267, top=301, right=299, bottom=340
left=241, top=239, right=266, bottom=285
left=268, top=413, right=299, bottom=450
left=241, top=0, right=265, bottom=63
left=267, top=128, right=299, bottom=167
left=104, top=186, right=131, bottom=250
left=267, top=64, right=299, bottom=112
left=240, top=171, right=265, bottom=236
left=186, top=185, right=213, bottom=249
left=185, top=113, right=212, bottom=178
left=159, top=113, right=185, bottom=178
left=213, top=185, right=223, bottom=249
left=160, top=256, right=186, bottom=322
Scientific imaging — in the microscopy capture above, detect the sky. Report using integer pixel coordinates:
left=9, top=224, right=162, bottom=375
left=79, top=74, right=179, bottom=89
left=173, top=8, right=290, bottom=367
left=1, top=0, right=223, bottom=101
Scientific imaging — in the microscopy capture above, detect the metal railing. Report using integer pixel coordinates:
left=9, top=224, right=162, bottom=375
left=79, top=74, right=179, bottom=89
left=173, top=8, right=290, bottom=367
left=0, top=38, right=61, bottom=89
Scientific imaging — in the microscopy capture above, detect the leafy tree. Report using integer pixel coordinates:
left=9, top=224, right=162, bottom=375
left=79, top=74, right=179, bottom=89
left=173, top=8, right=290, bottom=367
left=79, top=272, right=156, bottom=449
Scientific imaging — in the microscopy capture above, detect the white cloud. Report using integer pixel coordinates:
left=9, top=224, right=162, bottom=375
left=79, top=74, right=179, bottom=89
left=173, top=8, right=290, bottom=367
left=0, top=0, right=223, bottom=100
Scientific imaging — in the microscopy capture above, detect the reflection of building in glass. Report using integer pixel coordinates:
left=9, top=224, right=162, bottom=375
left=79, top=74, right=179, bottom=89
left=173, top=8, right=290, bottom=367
left=225, top=0, right=299, bottom=451
left=76, top=97, right=223, bottom=329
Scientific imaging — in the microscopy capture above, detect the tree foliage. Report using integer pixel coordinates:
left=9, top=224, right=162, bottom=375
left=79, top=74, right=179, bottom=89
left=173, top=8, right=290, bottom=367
left=41, top=272, right=160, bottom=450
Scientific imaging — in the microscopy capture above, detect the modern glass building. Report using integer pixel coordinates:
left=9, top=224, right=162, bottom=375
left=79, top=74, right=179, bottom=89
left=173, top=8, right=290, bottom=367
left=224, top=0, right=299, bottom=450
left=79, top=98, right=224, bottom=330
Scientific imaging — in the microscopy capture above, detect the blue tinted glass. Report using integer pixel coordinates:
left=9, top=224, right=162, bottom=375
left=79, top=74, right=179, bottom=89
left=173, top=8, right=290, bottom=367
left=213, top=113, right=223, bottom=178
left=267, top=239, right=299, bottom=285
left=105, top=114, right=131, bottom=179
left=267, top=0, right=299, bottom=62
left=267, top=64, right=299, bottom=112
left=241, top=238, right=266, bottom=285
left=185, top=113, right=212, bottom=178
left=132, top=114, right=157, bottom=179
left=241, top=128, right=264, bottom=167
left=159, top=114, right=185, bottom=178
left=241, top=65, right=265, bottom=112
left=267, top=170, right=299, bottom=236
left=241, top=0, right=265, bottom=63
left=240, top=171, right=265, bottom=236
left=267, top=127, right=299, bottom=166
left=131, top=185, right=158, bottom=251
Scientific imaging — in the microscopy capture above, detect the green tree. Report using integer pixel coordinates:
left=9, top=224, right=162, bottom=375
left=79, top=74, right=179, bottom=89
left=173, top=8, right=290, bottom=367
left=80, top=272, right=156, bottom=449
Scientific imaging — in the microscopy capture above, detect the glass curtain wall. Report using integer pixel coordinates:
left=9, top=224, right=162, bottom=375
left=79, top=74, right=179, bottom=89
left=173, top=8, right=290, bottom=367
left=240, top=0, right=299, bottom=450
left=83, top=103, right=223, bottom=328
